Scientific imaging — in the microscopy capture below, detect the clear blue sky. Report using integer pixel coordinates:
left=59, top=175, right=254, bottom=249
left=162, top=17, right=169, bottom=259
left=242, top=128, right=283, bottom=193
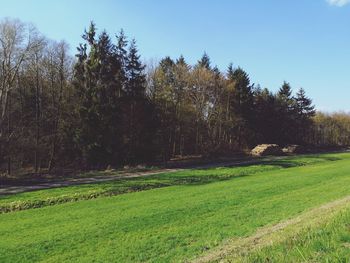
left=1, top=0, right=349, bottom=112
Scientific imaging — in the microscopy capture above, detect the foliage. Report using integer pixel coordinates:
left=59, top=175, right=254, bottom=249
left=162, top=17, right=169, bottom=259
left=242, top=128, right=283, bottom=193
left=0, top=18, right=346, bottom=174
left=312, top=112, right=350, bottom=146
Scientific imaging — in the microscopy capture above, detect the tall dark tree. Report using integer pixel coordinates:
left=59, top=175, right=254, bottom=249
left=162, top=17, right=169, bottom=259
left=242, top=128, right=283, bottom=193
left=229, top=67, right=254, bottom=148
left=295, top=88, right=315, bottom=118
left=125, top=39, right=146, bottom=97
left=252, top=87, right=278, bottom=144
left=295, top=88, right=315, bottom=143
left=197, top=52, right=211, bottom=70
left=121, top=38, right=157, bottom=163
left=115, top=29, right=128, bottom=96
left=276, top=81, right=296, bottom=144
left=74, top=22, right=122, bottom=167
left=277, top=81, right=292, bottom=100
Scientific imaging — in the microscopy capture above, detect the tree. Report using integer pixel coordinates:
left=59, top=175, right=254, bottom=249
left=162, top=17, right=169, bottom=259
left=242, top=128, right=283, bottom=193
left=74, top=22, right=123, bottom=167
left=197, top=52, right=211, bottom=70
left=295, top=88, right=315, bottom=143
left=0, top=18, right=329, bottom=175
left=276, top=81, right=296, bottom=144
left=151, top=57, right=178, bottom=159
left=45, top=41, right=72, bottom=171
left=252, top=86, right=278, bottom=144
left=125, top=39, right=145, bottom=97
left=227, top=67, right=254, bottom=148
left=121, top=38, right=158, bottom=163
left=115, top=29, right=128, bottom=96
left=189, top=59, right=215, bottom=153
left=0, top=18, right=42, bottom=174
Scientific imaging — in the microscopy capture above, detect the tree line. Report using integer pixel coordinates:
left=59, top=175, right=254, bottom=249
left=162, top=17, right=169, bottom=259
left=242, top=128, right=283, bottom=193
left=0, top=19, right=348, bottom=174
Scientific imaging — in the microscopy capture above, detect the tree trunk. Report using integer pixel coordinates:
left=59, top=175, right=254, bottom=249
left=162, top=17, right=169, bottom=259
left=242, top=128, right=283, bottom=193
left=34, top=55, right=40, bottom=173
left=7, top=90, right=11, bottom=175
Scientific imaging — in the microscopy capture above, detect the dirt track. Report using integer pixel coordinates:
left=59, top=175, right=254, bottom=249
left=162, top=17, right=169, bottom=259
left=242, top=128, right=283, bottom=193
left=0, top=156, right=284, bottom=195
left=192, top=195, right=350, bottom=263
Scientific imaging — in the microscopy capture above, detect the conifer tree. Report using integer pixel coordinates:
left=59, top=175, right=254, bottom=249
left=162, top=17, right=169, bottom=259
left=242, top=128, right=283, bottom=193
left=121, top=38, right=157, bottom=163
left=125, top=39, right=146, bottom=97
left=197, top=52, right=211, bottom=69
left=74, top=22, right=122, bottom=167
left=116, top=29, right=128, bottom=95
left=295, top=88, right=315, bottom=118
left=295, top=88, right=315, bottom=143
left=231, top=67, right=254, bottom=147
left=276, top=81, right=296, bottom=144
left=231, top=67, right=253, bottom=117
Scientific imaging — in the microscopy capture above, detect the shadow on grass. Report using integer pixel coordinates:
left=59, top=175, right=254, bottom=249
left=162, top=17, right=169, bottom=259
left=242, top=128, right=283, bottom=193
left=0, top=153, right=345, bottom=213
left=103, top=154, right=343, bottom=192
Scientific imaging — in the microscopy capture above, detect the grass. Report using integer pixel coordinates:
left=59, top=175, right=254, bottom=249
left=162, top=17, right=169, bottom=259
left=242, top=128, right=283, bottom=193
left=0, top=153, right=345, bottom=212
left=0, top=152, right=349, bottom=262
left=240, top=207, right=350, bottom=262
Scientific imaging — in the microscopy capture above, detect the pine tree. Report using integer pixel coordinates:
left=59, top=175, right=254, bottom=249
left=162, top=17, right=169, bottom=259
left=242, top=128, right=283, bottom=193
left=275, top=81, right=297, bottom=144
left=231, top=67, right=253, bottom=117
left=125, top=39, right=146, bottom=97
left=252, top=87, right=278, bottom=144
left=176, top=55, right=186, bottom=66
left=226, top=66, right=254, bottom=148
left=295, top=88, right=315, bottom=118
left=295, top=88, right=315, bottom=143
left=197, top=52, right=211, bottom=69
left=116, top=29, right=128, bottom=66
left=116, top=29, right=128, bottom=95
left=278, top=81, right=292, bottom=100
left=74, top=22, right=123, bottom=167
left=121, top=38, right=157, bottom=163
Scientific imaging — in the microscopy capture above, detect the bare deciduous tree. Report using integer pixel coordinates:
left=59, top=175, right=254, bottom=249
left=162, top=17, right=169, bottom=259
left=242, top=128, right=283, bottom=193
left=0, top=18, right=42, bottom=174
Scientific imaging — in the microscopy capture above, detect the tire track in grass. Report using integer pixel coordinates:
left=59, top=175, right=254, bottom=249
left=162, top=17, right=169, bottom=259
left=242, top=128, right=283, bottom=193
left=192, top=195, right=350, bottom=263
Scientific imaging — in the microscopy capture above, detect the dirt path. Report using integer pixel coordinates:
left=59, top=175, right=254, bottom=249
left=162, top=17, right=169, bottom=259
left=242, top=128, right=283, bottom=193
left=0, top=156, right=284, bottom=195
left=192, top=195, right=350, bottom=263
left=0, top=168, right=181, bottom=195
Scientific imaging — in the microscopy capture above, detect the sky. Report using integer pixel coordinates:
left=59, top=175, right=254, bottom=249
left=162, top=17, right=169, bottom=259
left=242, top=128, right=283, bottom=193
left=1, top=0, right=349, bottom=112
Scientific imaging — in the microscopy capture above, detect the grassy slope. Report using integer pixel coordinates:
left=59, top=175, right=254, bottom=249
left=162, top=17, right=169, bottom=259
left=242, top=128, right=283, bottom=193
left=0, top=153, right=349, bottom=262
left=0, top=153, right=345, bottom=212
left=243, top=207, right=350, bottom=262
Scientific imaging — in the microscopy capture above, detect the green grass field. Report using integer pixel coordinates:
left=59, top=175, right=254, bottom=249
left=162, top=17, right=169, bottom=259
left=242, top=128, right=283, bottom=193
left=240, top=206, right=350, bottom=263
left=0, top=154, right=342, bottom=212
left=1, top=152, right=350, bottom=262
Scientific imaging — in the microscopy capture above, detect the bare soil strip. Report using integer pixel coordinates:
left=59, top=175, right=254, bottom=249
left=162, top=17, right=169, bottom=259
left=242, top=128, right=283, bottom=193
left=192, top=195, right=350, bottom=263
left=0, top=156, right=284, bottom=195
left=0, top=168, right=181, bottom=195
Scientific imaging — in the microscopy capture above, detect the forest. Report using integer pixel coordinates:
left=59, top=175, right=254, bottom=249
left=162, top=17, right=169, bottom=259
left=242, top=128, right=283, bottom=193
left=1, top=18, right=350, bottom=174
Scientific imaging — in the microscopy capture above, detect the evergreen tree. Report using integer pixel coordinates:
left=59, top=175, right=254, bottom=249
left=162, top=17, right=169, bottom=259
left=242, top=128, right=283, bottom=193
left=74, top=22, right=122, bottom=167
left=121, top=38, right=158, bottom=163
left=227, top=66, right=254, bottom=148
left=125, top=39, right=146, bottom=97
left=231, top=67, right=253, bottom=118
left=278, top=81, right=293, bottom=100
left=116, top=29, right=128, bottom=95
left=252, top=87, right=278, bottom=144
left=295, top=88, right=315, bottom=143
left=176, top=55, right=186, bottom=66
left=276, top=81, right=297, bottom=144
left=295, top=88, right=315, bottom=118
left=197, top=52, right=211, bottom=69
